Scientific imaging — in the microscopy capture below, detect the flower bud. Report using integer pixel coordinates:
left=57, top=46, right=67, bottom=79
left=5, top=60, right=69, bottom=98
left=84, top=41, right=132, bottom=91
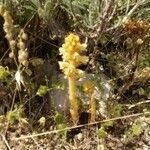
left=18, top=50, right=28, bottom=61
left=19, top=41, right=25, bottom=50
left=22, top=32, right=28, bottom=40
left=136, top=38, right=143, bottom=45
left=10, top=40, right=16, bottom=49
left=22, top=60, right=29, bottom=67
left=9, top=52, right=15, bottom=58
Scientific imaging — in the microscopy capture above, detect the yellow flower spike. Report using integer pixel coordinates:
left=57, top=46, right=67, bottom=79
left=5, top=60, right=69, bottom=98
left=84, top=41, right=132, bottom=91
left=59, top=33, right=89, bottom=124
left=73, top=53, right=89, bottom=66
left=76, top=69, right=85, bottom=78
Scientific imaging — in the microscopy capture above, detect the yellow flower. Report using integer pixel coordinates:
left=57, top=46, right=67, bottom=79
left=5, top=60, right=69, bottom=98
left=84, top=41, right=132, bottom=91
left=61, top=34, right=87, bottom=54
left=73, top=53, right=89, bottom=66
left=59, top=47, right=65, bottom=55
left=83, top=81, right=94, bottom=94
left=59, top=33, right=88, bottom=79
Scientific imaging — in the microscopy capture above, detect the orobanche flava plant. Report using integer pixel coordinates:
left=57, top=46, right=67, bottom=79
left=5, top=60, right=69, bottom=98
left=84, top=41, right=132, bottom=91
left=83, top=81, right=96, bottom=122
left=59, top=33, right=89, bottom=124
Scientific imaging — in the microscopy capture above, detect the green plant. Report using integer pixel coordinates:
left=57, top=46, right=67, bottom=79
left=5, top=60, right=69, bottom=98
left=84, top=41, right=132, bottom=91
left=107, top=101, right=123, bottom=118
left=60, top=0, right=100, bottom=28
left=125, top=122, right=143, bottom=140
left=98, top=126, right=108, bottom=139
left=130, top=123, right=143, bottom=137
left=54, top=112, right=67, bottom=137
left=36, top=85, right=49, bottom=97
left=98, top=121, right=113, bottom=139
left=6, top=105, right=25, bottom=123
left=0, top=66, right=10, bottom=80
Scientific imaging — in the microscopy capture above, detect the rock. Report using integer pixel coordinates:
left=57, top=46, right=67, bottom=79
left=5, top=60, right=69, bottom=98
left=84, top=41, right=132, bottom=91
left=51, top=73, right=112, bottom=115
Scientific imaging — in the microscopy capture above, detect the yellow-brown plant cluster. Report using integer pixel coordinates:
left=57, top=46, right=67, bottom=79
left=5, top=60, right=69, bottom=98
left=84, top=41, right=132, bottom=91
left=124, top=18, right=150, bottom=37
left=0, top=4, right=29, bottom=68
left=136, top=67, right=150, bottom=82
left=123, top=18, right=150, bottom=50
left=59, top=33, right=89, bottom=124
left=18, top=29, right=29, bottom=67
left=124, top=18, right=150, bottom=45
left=0, top=4, right=16, bottom=59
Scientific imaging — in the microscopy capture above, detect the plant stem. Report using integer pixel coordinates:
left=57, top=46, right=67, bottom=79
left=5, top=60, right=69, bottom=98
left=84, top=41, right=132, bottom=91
left=90, top=93, right=96, bottom=122
left=68, top=77, right=78, bottom=124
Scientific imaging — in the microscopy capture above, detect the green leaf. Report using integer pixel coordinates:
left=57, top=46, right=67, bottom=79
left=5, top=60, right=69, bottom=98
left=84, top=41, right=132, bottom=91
left=102, top=121, right=114, bottom=129
left=0, top=66, right=10, bottom=80
left=6, top=106, right=24, bottom=123
left=54, top=112, right=65, bottom=124
left=98, top=127, right=107, bottom=139
left=131, top=123, right=143, bottom=137
left=56, top=123, right=67, bottom=137
left=36, top=85, right=49, bottom=97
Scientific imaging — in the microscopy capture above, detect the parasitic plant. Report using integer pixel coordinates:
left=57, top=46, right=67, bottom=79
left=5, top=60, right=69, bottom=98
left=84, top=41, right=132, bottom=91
left=59, top=33, right=89, bottom=124
left=83, top=81, right=96, bottom=122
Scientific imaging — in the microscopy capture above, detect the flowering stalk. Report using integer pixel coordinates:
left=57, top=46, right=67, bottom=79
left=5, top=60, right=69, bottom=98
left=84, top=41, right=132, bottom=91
left=59, top=33, right=88, bottom=124
left=83, top=81, right=96, bottom=122
left=0, top=4, right=16, bottom=63
left=90, top=93, right=96, bottom=122
left=0, top=5, right=28, bottom=68
left=68, top=77, right=78, bottom=123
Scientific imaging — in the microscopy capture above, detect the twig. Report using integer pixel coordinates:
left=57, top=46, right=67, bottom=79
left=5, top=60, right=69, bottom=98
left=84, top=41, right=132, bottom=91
left=124, top=0, right=146, bottom=19
left=128, top=100, right=150, bottom=109
left=0, top=48, right=10, bottom=62
left=107, top=0, right=146, bottom=31
left=0, top=134, right=12, bottom=150
left=32, top=137, right=44, bottom=150
left=26, top=30, right=59, bottom=48
left=13, top=112, right=150, bottom=141
left=125, top=0, right=130, bottom=15
left=97, top=0, right=116, bottom=34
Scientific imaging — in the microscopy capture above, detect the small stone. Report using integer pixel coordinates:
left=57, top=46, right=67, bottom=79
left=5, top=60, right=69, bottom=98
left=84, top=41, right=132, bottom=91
left=136, top=38, right=143, bottom=45
left=77, top=133, right=83, bottom=140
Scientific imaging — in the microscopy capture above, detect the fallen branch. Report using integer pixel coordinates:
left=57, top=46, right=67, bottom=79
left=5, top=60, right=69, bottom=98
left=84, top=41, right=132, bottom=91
left=14, top=111, right=150, bottom=141
left=128, top=100, right=150, bottom=109
left=0, top=134, right=12, bottom=150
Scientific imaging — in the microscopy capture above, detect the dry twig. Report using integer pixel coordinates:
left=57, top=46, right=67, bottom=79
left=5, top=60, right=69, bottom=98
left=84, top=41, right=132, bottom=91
left=0, top=134, right=12, bottom=150
left=14, top=111, right=150, bottom=141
